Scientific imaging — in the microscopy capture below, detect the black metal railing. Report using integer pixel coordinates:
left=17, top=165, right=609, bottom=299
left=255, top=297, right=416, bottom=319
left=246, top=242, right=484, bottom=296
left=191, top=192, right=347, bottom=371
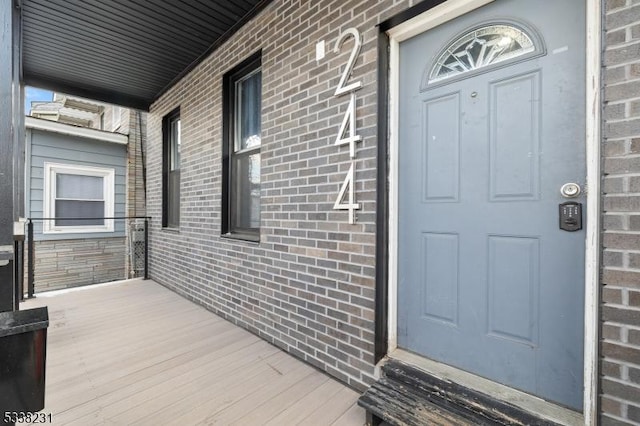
left=19, top=216, right=150, bottom=300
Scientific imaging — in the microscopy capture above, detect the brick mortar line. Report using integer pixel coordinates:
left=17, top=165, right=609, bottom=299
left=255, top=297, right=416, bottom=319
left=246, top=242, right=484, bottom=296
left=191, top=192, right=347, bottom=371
left=602, top=394, right=640, bottom=409
left=603, top=230, right=640, bottom=235
left=603, top=138, right=640, bottom=144
left=600, top=414, right=640, bottom=426
left=602, top=374, right=640, bottom=388
left=604, top=87, right=640, bottom=99
left=602, top=301, right=640, bottom=311
left=605, top=58, right=640, bottom=69
left=604, top=117, right=640, bottom=125
left=605, top=40, right=640, bottom=51
left=602, top=332, right=640, bottom=342
left=606, top=3, right=640, bottom=14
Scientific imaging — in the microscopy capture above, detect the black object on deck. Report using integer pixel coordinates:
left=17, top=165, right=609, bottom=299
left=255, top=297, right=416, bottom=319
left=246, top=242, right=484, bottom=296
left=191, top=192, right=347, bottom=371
left=0, top=307, right=49, bottom=415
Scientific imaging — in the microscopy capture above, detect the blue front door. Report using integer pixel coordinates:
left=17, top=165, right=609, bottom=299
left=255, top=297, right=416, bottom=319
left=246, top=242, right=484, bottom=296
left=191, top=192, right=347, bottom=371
left=397, top=0, right=586, bottom=410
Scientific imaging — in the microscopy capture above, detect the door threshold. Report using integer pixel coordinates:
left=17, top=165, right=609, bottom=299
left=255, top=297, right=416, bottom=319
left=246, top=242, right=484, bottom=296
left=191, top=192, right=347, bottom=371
left=388, top=349, right=583, bottom=426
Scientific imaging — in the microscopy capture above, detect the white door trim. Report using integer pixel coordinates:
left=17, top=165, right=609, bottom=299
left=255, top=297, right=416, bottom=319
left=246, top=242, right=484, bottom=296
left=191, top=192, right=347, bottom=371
left=385, top=1, right=601, bottom=424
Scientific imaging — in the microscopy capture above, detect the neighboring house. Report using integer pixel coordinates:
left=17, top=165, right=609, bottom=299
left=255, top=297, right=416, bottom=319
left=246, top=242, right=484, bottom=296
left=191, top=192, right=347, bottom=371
left=25, top=96, right=146, bottom=292
left=29, top=93, right=130, bottom=133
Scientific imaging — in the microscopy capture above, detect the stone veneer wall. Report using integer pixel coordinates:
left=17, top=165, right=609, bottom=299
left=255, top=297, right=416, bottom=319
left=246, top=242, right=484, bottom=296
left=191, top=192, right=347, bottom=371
left=31, top=237, right=127, bottom=293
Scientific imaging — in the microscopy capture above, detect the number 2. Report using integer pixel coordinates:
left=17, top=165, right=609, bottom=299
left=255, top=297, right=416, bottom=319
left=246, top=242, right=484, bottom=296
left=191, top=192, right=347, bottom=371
left=333, top=28, right=362, bottom=96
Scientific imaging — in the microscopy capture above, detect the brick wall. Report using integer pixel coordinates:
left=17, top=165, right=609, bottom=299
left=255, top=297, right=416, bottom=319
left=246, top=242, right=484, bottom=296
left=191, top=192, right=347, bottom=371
left=144, top=0, right=640, bottom=413
left=31, top=237, right=127, bottom=292
left=602, top=0, right=640, bottom=424
left=147, top=0, right=419, bottom=391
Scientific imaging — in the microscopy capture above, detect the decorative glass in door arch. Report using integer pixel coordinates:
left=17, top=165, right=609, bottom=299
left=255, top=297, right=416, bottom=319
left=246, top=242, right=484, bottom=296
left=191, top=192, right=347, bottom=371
left=424, top=22, right=544, bottom=87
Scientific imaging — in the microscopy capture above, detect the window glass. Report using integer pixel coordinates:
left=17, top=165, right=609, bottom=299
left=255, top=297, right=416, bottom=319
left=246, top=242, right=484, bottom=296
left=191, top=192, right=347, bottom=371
left=111, top=106, right=122, bottom=130
left=428, top=24, right=536, bottom=84
left=170, top=117, right=181, bottom=171
left=232, top=152, right=261, bottom=230
left=55, top=174, right=105, bottom=226
left=236, top=70, right=262, bottom=151
left=56, top=174, right=103, bottom=199
left=56, top=201, right=104, bottom=226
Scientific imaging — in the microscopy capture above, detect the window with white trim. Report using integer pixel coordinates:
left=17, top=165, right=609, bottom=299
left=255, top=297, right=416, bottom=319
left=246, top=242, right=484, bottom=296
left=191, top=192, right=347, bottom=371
left=43, top=163, right=115, bottom=233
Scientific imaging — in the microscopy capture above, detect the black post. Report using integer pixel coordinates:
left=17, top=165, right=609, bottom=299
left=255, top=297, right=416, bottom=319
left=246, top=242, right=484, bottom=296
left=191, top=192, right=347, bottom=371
left=13, top=241, right=19, bottom=310
left=144, top=218, right=149, bottom=280
left=0, top=0, right=18, bottom=313
left=27, top=220, right=34, bottom=298
left=18, top=240, right=24, bottom=302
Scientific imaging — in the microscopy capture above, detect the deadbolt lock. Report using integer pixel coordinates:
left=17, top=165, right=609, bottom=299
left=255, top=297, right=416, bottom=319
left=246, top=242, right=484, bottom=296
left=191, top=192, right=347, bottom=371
left=560, top=183, right=581, bottom=198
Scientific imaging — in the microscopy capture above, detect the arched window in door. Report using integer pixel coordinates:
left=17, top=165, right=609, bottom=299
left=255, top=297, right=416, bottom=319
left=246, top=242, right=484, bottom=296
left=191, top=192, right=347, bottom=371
left=424, top=22, right=544, bottom=88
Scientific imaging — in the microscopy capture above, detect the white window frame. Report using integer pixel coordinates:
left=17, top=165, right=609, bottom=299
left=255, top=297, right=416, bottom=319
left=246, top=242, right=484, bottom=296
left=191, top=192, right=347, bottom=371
left=43, top=162, right=115, bottom=234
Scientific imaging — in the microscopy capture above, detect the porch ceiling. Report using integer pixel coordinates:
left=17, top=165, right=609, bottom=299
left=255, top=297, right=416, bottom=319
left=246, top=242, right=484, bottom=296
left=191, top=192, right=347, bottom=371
left=20, top=0, right=271, bottom=110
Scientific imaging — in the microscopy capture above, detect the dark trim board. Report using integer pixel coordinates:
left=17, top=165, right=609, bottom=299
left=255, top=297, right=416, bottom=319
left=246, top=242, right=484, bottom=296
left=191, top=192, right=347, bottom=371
left=378, top=0, right=448, bottom=32
left=374, top=30, right=390, bottom=364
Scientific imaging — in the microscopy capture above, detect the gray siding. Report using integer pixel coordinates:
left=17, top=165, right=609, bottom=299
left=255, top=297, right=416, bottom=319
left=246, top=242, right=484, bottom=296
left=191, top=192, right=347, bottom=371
left=26, top=128, right=127, bottom=240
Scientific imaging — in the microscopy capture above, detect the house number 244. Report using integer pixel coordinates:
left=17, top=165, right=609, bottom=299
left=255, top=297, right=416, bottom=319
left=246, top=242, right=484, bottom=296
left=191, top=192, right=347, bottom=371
left=332, top=28, right=362, bottom=224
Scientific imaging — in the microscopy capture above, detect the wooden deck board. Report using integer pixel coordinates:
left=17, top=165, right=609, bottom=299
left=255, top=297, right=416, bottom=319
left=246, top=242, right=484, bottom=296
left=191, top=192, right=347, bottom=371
left=22, top=279, right=366, bottom=425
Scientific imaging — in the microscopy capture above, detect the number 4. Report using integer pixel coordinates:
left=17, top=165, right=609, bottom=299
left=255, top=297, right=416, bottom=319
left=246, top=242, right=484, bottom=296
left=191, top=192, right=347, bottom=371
left=335, top=93, right=361, bottom=158
left=333, top=161, right=360, bottom=224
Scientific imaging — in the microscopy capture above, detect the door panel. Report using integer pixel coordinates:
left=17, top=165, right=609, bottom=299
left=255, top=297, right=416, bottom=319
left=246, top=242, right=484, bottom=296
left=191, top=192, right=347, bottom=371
left=487, top=235, right=539, bottom=345
left=421, top=232, right=459, bottom=324
left=397, top=0, right=585, bottom=410
left=422, top=94, right=460, bottom=202
left=489, top=71, right=540, bottom=200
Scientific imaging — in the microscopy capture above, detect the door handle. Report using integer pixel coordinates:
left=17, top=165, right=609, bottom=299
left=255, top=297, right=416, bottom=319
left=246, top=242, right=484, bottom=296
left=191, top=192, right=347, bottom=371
left=560, top=183, right=581, bottom=198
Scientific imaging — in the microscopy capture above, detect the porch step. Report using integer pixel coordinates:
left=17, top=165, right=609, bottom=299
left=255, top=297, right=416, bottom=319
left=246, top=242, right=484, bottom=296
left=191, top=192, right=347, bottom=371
left=358, top=359, right=560, bottom=426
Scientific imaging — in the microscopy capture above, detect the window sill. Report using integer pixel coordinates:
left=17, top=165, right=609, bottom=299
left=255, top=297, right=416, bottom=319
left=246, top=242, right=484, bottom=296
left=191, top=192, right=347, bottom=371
left=221, top=232, right=259, bottom=243
left=162, top=227, right=180, bottom=233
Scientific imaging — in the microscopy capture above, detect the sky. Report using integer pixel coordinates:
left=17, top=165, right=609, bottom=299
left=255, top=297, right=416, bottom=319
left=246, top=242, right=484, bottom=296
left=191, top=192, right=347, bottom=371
left=24, top=86, right=53, bottom=114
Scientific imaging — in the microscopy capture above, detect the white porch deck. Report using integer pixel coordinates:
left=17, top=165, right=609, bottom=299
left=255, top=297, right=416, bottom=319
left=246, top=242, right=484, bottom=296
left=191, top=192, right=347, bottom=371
left=22, top=279, right=365, bottom=425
